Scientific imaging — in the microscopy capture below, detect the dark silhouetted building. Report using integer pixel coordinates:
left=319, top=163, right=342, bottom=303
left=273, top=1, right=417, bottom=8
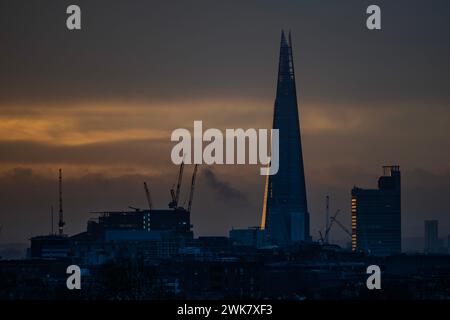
left=351, top=165, right=401, bottom=256
left=29, top=235, right=70, bottom=258
left=261, top=30, right=309, bottom=246
left=230, top=227, right=264, bottom=248
left=91, top=208, right=191, bottom=235
left=424, top=220, right=439, bottom=254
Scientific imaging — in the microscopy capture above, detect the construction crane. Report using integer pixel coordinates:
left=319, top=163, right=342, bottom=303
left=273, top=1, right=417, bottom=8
left=187, top=164, right=199, bottom=213
left=58, top=169, right=65, bottom=236
left=169, top=162, right=184, bottom=209
left=143, top=182, right=152, bottom=211
left=330, top=216, right=352, bottom=238
left=318, top=209, right=340, bottom=244
left=169, top=188, right=176, bottom=206
left=175, top=162, right=184, bottom=206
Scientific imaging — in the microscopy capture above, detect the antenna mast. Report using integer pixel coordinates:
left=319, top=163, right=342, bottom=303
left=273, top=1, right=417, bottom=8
left=325, top=195, right=330, bottom=243
left=51, top=205, right=54, bottom=235
left=58, top=169, right=65, bottom=235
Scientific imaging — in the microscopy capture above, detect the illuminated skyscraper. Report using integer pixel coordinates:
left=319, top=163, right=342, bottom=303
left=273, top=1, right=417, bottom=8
left=351, top=166, right=401, bottom=256
left=261, top=31, right=310, bottom=245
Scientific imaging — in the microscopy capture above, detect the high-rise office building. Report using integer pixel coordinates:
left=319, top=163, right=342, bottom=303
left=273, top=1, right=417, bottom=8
left=351, top=165, right=401, bottom=256
left=261, top=31, right=310, bottom=246
left=424, top=220, right=439, bottom=254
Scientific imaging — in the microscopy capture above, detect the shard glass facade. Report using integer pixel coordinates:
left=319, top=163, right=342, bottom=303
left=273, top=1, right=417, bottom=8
left=262, top=31, right=309, bottom=245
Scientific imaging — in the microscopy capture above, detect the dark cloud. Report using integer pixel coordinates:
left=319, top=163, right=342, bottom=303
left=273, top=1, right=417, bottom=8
left=1, top=0, right=449, bottom=105
left=201, top=167, right=248, bottom=204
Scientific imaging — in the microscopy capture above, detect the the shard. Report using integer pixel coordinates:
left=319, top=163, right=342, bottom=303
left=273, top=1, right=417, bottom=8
left=261, top=31, right=310, bottom=245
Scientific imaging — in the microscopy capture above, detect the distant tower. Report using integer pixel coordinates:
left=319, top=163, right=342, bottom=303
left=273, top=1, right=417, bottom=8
left=325, top=195, right=330, bottom=244
left=261, top=31, right=310, bottom=246
left=58, top=169, right=65, bottom=235
left=424, top=220, right=439, bottom=254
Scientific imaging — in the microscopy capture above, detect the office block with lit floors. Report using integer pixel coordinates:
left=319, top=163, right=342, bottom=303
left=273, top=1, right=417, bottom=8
left=351, top=166, right=401, bottom=256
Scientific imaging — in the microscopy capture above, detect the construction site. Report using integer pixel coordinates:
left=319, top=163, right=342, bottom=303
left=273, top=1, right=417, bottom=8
left=0, top=163, right=449, bottom=300
left=27, top=163, right=198, bottom=262
left=0, top=26, right=449, bottom=301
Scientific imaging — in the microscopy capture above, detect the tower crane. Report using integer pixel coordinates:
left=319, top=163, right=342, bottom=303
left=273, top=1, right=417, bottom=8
left=169, top=162, right=184, bottom=208
left=187, top=164, right=199, bottom=213
left=330, top=216, right=352, bottom=238
left=318, top=209, right=340, bottom=244
left=144, top=182, right=152, bottom=211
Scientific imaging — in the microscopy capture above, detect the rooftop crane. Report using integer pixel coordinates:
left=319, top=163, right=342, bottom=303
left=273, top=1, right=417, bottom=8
left=169, top=162, right=184, bottom=208
left=169, top=188, right=176, bottom=206
left=58, top=169, right=65, bottom=236
left=318, top=209, right=340, bottom=244
left=318, top=230, right=325, bottom=243
left=144, top=182, right=152, bottom=211
left=175, top=162, right=184, bottom=206
left=330, top=216, right=352, bottom=238
left=187, top=164, right=199, bottom=213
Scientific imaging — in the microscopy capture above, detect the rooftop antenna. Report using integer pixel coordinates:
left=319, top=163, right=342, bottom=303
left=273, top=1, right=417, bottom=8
left=58, top=169, right=65, bottom=236
left=325, top=195, right=330, bottom=244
